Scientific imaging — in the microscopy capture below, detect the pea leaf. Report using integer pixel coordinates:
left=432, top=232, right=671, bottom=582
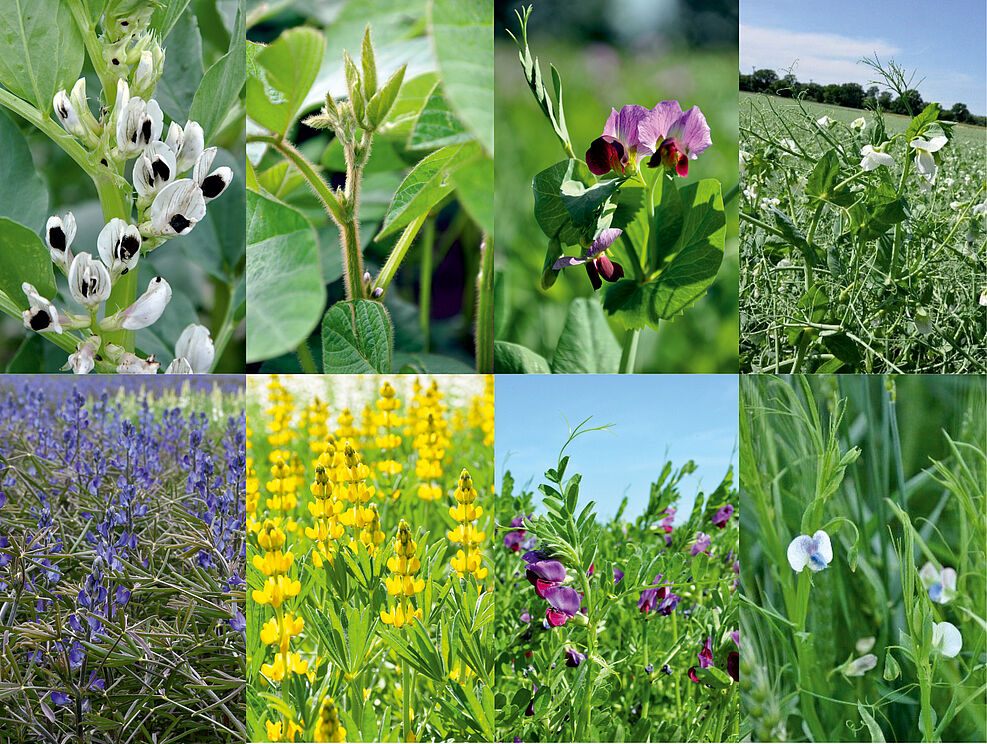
left=650, top=173, right=685, bottom=270
left=0, top=218, right=56, bottom=306
left=0, top=108, right=48, bottom=233
left=429, top=0, right=493, bottom=155
left=551, top=298, right=620, bottom=373
left=245, top=191, right=324, bottom=363
left=321, top=300, right=393, bottom=373
left=190, top=4, right=245, bottom=141
left=532, top=159, right=593, bottom=246
left=0, top=0, right=84, bottom=114
left=246, top=26, right=324, bottom=136
left=494, top=341, right=550, bottom=373
left=376, top=141, right=479, bottom=239
left=806, top=148, right=840, bottom=203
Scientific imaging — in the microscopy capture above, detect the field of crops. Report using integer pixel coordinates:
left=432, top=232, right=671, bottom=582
left=740, top=92, right=986, bottom=373
left=494, top=421, right=740, bottom=742
left=741, top=374, right=986, bottom=742
left=0, top=377, right=246, bottom=742
left=246, top=374, right=494, bottom=742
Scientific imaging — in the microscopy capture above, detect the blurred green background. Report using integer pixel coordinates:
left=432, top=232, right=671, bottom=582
left=494, top=0, right=739, bottom=373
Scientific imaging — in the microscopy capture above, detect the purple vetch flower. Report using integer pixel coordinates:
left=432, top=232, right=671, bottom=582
left=730, top=629, right=739, bottom=647
left=644, top=663, right=654, bottom=674
left=565, top=648, right=586, bottom=667
left=691, top=532, right=711, bottom=556
left=525, top=559, right=567, bottom=598
left=552, top=228, right=624, bottom=291
left=525, top=684, right=537, bottom=716
left=661, top=664, right=671, bottom=675
left=658, top=507, right=676, bottom=534
left=656, top=589, right=681, bottom=615
left=698, top=637, right=714, bottom=668
left=543, top=584, right=581, bottom=627
left=229, top=608, right=246, bottom=632
left=648, top=106, right=713, bottom=177
left=727, top=652, right=739, bottom=681
left=521, top=549, right=553, bottom=564
left=638, top=574, right=663, bottom=613
left=712, top=503, right=734, bottom=529
left=503, top=530, right=526, bottom=552
left=613, top=567, right=624, bottom=584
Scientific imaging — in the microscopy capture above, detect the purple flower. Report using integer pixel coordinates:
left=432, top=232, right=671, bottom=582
left=644, top=663, right=654, bottom=674
left=525, top=684, right=537, bottom=716
left=115, top=584, right=131, bottom=606
left=543, top=585, right=580, bottom=627
left=504, top=531, right=525, bottom=551
left=565, top=648, right=586, bottom=667
left=712, top=504, right=734, bottom=529
left=613, top=567, right=624, bottom=584
left=656, top=590, right=681, bottom=616
left=229, top=608, right=246, bottom=632
left=638, top=574, right=663, bottom=613
left=658, top=507, right=676, bottom=534
left=552, top=228, right=625, bottom=290
left=525, top=559, right=567, bottom=598
left=585, top=102, right=683, bottom=175
left=519, top=610, right=530, bottom=623
left=68, top=641, right=85, bottom=669
left=649, top=106, right=713, bottom=177
left=727, top=652, right=739, bottom=681
left=698, top=637, right=714, bottom=668
left=691, top=532, right=711, bottom=556
left=50, top=690, right=70, bottom=705
left=730, top=629, right=739, bottom=648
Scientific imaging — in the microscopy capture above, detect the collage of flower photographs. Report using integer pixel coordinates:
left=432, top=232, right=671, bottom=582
left=0, top=1, right=983, bottom=743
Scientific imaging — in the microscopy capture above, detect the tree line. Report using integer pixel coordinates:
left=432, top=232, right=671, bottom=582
left=739, top=69, right=986, bottom=127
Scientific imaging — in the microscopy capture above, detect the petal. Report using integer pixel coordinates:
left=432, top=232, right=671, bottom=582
left=584, top=228, right=623, bottom=259
left=542, top=584, right=580, bottom=615
left=174, top=323, right=214, bottom=373
left=924, top=135, right=947, bottom=152
left=918, top=562, right=938, bottom=588
left=667, top=106, right=712, bottom=157
left=552, top=255, right=588, bottom=270
left=604, top=104, right=652, bottom=151
left=786, top=534, right=813, bottom=572
left=149, top=179, right=207, bottom=236
left=120, top=276, right=171, bottom=330
left=941, top=567, right=957, bottom=592
left=932, top=621, right=962, bottom=657
left=586, top=135, right=625, bottom=176
left=638, top=100, right=683, bottom=149
left=811, top=529, right=833, bottom=564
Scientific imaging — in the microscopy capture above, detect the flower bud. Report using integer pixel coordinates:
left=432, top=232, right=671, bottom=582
left=67, top=336, right=100, bottom=375
left=97, top=218, right=142, bottom=276
left=174, top=323, right=214, bottom=373
left=53, top=89, right=86, bottom=140
left=68, top=253, right=112, bottom=308
left=164, top=357, right=194, bottom=374
left=101, top=276, right=171, bottom=331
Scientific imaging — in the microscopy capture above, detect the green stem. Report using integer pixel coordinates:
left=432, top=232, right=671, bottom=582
left=372, top=212, right=427, bottom=295
left=671, top=611, right=681, bottom=712
left=247, top=136, right=344, bottom=223
left=296, top=340, right=318, bottom=374
left=475, top=233, right=494, bottom=374
left=419, top=219, right=434, bottom=352
left=618, top=328, right=639, bottom=374
left=0, top=88, right=95, bottom=176
left=402, top=658, right=412, bottom=742
left=641, top=620, right=650, bottom=719
left=66, top=0, right=117, bottom=108
left=98, top=177, right=136, bottom=351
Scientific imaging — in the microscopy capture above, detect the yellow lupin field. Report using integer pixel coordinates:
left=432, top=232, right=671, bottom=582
left=247, top=375, right=494, bottom=743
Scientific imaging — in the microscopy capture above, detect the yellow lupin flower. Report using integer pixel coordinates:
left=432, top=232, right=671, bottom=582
left=252, top=549, right=294, bottom=576
left=257, top=519, right=287, bottom=551
left=447, top=469, right=488, bottom=580
left=356, top=503, right=386, bottom=555
left=251, top=575, right=301, bottom=608
left=260, top=651, right=309, bottom=682
left=260, top=612, right=304, bottom=655
left=381, top=520, right=425, bottom=628
left=315, top=696, right=346, bottom=743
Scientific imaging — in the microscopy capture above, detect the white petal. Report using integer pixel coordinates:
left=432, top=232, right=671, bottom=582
left=68, top=252, right=111, bottom=306
left=46, top=213, right=77, bottom=256
left=120, top=276, right=171, bottom=330
left=97, top=218, right=142, bottom=275
left=176, top=121, right=204, bottom=173
left=174, top=323, right=214, bottom=373
left=845, top=654, right=877, bottom=676
left=116, top=352, right=159, bottom=374
left=811, top=529, right=833, bottom=564
left=914, top=150, right=936, bottom=176
left=941, top=567, right=957, bottom=593
left=133, top=141, right=177, bottom=198
left=923, top=135, right=947, bottom=153
left=149, top=179, right=207, bottom=236
left=932, top=621, right=962, bottom=658
left=164, top=357, right=194, bottom=374
left=193, top=147, right=217, bottom=183
left=165, top=121, right=184, bottom=154
left=145, top=99, right=163, bottom=143
left=918, top=562, right=938, bottom=588
left=787, top=535, right=813, bottom=572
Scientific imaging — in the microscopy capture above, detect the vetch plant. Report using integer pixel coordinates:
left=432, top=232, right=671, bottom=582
left=493, top=7, right=734, bottom=374
left=0, top=2, right=245, bottom=373
left=245, top=1, right=494, bottom=374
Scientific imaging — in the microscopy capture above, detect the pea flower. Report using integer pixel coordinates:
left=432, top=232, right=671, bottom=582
left=851, top=117, right=866, bottom=131
left=860, top=144, right=895, bottom=171
left=585, top=104, right=659, bottom=175
left=68, top=252, right=112, bottom=307
left=786, top=529, right=832, bottom=572
left=932, top=621, right=962, bottom=658
left=690, top=532, right=711, bottom=556
left=552, top=228, right=624, bottom=290
left=711, top=504, right=734, bottom=528
left=543, top=584, right=580, bottom=627
left=564, top=648, right=586, bottom=667
left=910, top=136, right=947, bottom=182
left=919, top=562, right=959, bottom=605
left=816, top=115, right=834, bottom=127
left=45, top=212, right=76, bottom=270
left=649, top=105, right=712, bottom=177
left=843, top=653, right=877, bottom=676
left=525, top=559, right=567, bottom=599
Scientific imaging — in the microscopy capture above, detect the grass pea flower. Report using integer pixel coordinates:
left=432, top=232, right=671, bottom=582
left=786, top=529, right=833, bottom=572
left=932, top=621, right=962, bottom=658
left=919, top=562, right=957, bottom=604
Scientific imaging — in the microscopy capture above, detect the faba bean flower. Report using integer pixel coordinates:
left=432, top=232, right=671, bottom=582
left=919, top=562, right=957, bottom=604
left=931, top=621, right=962, bottom=658
left=786, top=529, right=833, bottom=573
left=45, top=213, right=76, bottom=270
left=167, top=323, right=215, bottom=374
left=552, top=228, right=624, bottom=290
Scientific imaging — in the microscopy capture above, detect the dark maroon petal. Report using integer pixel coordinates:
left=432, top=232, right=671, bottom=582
left=564, top=648, right=586, bottom=667
left=585, top=260, right=602, bottom=290
left=543, top=584, right=580, bottom=616
left=727, top=652, right=739, bottom=681
left=688, top=666, right=700, bottom=683
left=585, top=135, right=627, bottom=176
left=545, top=608, right=569, bottom=627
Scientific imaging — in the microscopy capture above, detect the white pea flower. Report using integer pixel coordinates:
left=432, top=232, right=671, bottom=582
left=21, top=282, right=63, bottom=334
left=855, top=637, right=875, bottom=654
left=931, top=621, right=962, bottom=658
left=115, top=95, right=163, bottom=158
left=45, top=212, right=77, bottom=270
left=116, top=351, right=160, bottom=374
left=979, top=289, right=987, bottom=307
left=67, top=336, right=100, bottom=375
left=68, top=252, right=112, bottom=308
left=844, top=653, right=877, bottom=676
left=779, top=138, right=797, bottom=151
left=919, top=562, right=957, bottom=604
left=133, top=141, right=178, bottom=200
left=739, top=149, right=750, bottom=174
left=147, top=179, right=206, bottom=237
left=101, top=276, right=172, bottom=331
left=164, top=357, right=194, bottom=374
left=97, top=218, right=142, bottom=277
left=816, top=115, right=834, bottom=127
left=850, top=117, right=866, bottom=131
left=787, top=530, right=833, bottom=573
left=193, top=147, right=233, bottom=202
left=910, top=136, right=947, bottom=182
left=914, top=307, right=933, bottom=336
left=165, top=120, right=204, bottom=173
left=173, top=323, right=214, bottom=373
left=860, top=144, right=895, bottom=171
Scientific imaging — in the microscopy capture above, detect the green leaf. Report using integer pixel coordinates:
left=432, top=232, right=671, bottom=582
left=650, top=173, right=684, bottom=270
left=805, top=149, right=840, bottom=203
left=150, top=0, right=193, bottom=40
left=376, top=141, right=478, bottom=239
left=770, top=206, right=818, bottom=265
left=245, top=25, right=323, bottom=136
left=393, top=352, right=474, bottom=373
left=532, top=159, right=593, bottom=246
left=429, top=0, right=493, bottom=155
left=245, top=191, right=324, bottom=363
left=321, top=300, right=393, bottom=373
left=822, top=332, right=862, bottom=369
left=450, top=151, right=493, bottom=236
left=155, top=9, right=203, bottom=123
left=365, top=63, right=406, bottom=128
left=0, top=108, right=48, bottom=233
left=407, top=85, right=472, bottom=150
left=786, top=285, right=829, bottom=345
left=560, top=177, right=621, bottom=229
left=0, top=218, right=56, bottom=306
left=494, top=341, right=550, bottom=373
left=550, top=298, right=620, bottom=373
left=905, top=103, right=940, bottom=142
left=0, top=0, right=84, bottom=114
left=190, top=4, right=245, bottom=141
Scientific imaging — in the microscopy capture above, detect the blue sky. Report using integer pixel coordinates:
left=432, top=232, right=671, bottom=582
left=495, top=375, right=738, bottom=523
left=740, top=0, right=986, bottom=113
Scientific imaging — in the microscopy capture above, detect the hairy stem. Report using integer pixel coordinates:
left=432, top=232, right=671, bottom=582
left=475, top=234, right=494, bottom=373
left=296, top=340, right=318, bottom=374
left=419, top=219, right=435, bottom=352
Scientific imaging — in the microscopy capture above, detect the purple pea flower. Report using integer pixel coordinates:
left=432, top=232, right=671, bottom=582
left=644, top=663, right=654, bottom=674
left=585, top=102, right=684, bottom=175
left=698, top=637, right=714, bottom=668
left=115, top=584, right=131, bottom=606
left=712, top=504, right=734, bottom=529
left=503, top=530, right=525, bottom=552
left=565, top=648, right=586, bottom=667
left=543, top=584, right=581, bottom=627
left=656, top=590, right=681, bottom=615
left=730, top=630, right=739, bottom=648
left=229, top=608, right=246, bottom=632
left=519, top=610, right=530, bottom=623
left=638, top=574, right=663, bottom=613
left=658, top=507, right=676, bottom=534
left=613, top=567, right=624, bottom=584
left=691, top=532, right=711, bottom=556
left=552, top=228, right=625, bottom=290
left=525, top=559, right=567, bottom=599
left=649, top=106, right=713, bottom=177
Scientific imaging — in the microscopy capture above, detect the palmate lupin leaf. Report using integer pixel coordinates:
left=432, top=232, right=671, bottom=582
left=507, top=6, right=575, bottom=159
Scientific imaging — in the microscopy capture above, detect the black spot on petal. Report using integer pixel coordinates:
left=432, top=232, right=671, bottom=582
left=151, top=159, right=171, bottom=182
left=141, top=119, right=152, bottom=143
left=169, top=214, right=191, bottom=234
left=48, top=226, right=66, bottom=252
left=30, top=310, right=51, bottom=331
left=120, top=234, right=140, bottom=260
left=201, top=174, right=226, bottom=199
left=112, top=58, right=120, bottom=65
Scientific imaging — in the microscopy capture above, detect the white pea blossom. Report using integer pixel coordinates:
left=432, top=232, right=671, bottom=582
left=68, top=252, right=112, bottom=308
left=860, top=144, right=895, bottom=171
left=147, top=179, right=206, bottom=237
left=172, top=323, right=214, bottom=373
left=844, top=654, right=877, bottom=676
left=850, top=117, right=866, bottom=131
left=21, top=283, right=63, bottom=334
left=787, top=530, right=833, bottom=572
left=97, top=218, right=142, bottom=276
left=910, top=136, right=947, bottom=182
left=45, top=213, right=77, bottom=270
left=932, top=621, right=962, bottom=658
left=816, top=115, right=834, bottom=127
